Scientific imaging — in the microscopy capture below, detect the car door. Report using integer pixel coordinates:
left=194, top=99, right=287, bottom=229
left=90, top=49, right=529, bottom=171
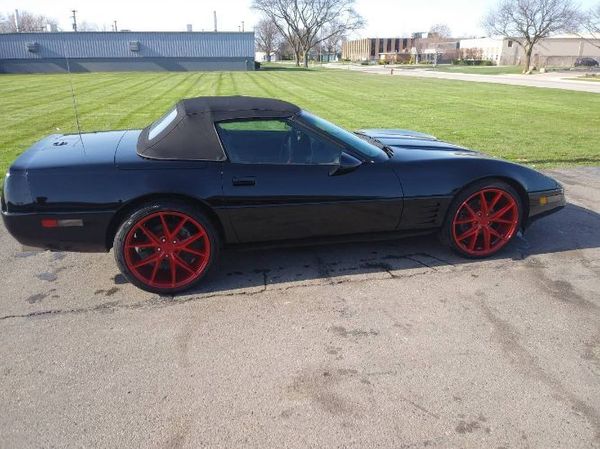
left=216, top=117, right=403, bottom=243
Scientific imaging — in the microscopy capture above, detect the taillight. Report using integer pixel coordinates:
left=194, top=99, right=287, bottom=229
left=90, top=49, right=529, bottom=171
left=41, top=218, right=59, bottom=228
left=41, top=218, right=83, bottom=228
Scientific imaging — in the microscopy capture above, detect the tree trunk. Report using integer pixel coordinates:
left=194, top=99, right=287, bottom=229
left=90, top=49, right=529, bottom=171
left=523, top=45, right=533, bottom=73
left=303, top=50, right=309, bottom=68
left=294, top=49, right=301, bottom=66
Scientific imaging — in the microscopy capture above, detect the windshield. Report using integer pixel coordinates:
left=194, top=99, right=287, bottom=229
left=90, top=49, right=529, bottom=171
left=148, top=107, right=178, bottom=140
left=298, top=111, right=386, bottom=159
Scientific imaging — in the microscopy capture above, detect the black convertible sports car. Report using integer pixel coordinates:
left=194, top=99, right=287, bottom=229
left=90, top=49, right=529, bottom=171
left=2, top=96, right=565, bottom=293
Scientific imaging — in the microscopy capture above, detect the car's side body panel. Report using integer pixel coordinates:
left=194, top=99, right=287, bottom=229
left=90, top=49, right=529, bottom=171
left=355, top=129, right=565, bottom=231
left=3, top=130, right=228, bottom=251
left=2, top=111, right=565, bottom=254
left=390, top=154, right=562, bottom=229
left=220, top=161, right=403, bottom=242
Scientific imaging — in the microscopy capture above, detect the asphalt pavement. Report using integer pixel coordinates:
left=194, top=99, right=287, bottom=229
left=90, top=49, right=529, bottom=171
left=1, top=167, right=599, bottom=448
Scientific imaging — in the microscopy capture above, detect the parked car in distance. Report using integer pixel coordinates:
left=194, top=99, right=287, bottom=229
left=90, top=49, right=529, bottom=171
left=574, top=57, right=599, bottom=67
left=2, top=96, right=565, bottom=294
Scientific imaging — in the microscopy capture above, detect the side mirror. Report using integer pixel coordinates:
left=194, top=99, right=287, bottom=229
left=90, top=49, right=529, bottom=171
left=329, top=152, right=363, bottom=176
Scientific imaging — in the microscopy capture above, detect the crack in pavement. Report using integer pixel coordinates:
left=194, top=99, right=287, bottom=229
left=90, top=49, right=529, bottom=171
left=0, top=252, right=458, bottom=321
left=2, top=250, right=594, bottom=323
left=0, top=301, right=122, bottom=321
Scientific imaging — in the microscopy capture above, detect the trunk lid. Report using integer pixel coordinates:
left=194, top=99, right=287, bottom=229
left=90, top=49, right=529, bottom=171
left=9, top=131, right=126, bottom=173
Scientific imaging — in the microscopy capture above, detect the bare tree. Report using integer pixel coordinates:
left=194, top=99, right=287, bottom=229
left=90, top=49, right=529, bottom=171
left=255, top=18, right=281, bottom=62
left=295, top=3, right=364, bottom=67
left=0, top=13, right=14, bottom=33
left=582, top=3, right=600, bottom=47
left=425, top=28, right=458, bottom=64
left=484, top=0, right=581, bottom=72
left=462, top=47, right=484, bottom=60
left=252, top=0, right=365, bottom=67
left=429, top=23, right=452, bottom=38
left=276, top=39, right=296, bottom=60
left=78, top=20, right=100, bottom=32
left=0, top=10, right=57, bottom=32
left=252, top=1, right=303, bottom=65
left=317, top=22, right=346, bottom=59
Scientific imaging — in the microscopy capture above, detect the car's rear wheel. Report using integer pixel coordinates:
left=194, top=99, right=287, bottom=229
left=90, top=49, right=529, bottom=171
left=442, top=180, right=522, bottom=258
left=114, top=201, right=219, bottom=294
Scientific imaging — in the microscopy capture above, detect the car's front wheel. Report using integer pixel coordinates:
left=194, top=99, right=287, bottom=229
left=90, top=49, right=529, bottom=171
left=114, top=201, right=219, bottom=294
left=442, top=180, right=522, bottom=258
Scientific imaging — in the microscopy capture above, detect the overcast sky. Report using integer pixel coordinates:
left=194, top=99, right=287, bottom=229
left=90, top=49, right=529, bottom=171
left=1, top=0, right=597, bottom=37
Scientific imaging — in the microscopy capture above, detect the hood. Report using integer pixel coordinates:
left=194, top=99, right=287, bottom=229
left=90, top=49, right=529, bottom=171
left=357, top=128, right=438, bottom=141
left=357, top=128, right=483, bottom=162
left=10, top=130, right=126, bottom=172
left=357, top=129, right=560, bottom=197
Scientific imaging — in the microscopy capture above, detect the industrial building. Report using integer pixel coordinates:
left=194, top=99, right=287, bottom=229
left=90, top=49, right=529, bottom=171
left=342, top=34, right=458, bottom=64
left=0, top=31, right=255, bottom=73
left=342, top=37, right=415, bottom=62
left=459, top=34, right=600, bottom=67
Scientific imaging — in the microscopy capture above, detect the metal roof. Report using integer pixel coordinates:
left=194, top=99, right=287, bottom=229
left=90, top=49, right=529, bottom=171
left=0, top=31, right=255, bottom=59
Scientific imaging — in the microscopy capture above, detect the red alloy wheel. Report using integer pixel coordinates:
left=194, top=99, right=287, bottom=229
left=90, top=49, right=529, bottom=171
left=123, top=211, right=211, bottom=289
left=451, top=188, right=519, bottom=257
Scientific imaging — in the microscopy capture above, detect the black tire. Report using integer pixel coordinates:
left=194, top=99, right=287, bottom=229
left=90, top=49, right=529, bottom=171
left=113, top=200, right=220, bottom=294
left=440, top=179, right=523, bottom=258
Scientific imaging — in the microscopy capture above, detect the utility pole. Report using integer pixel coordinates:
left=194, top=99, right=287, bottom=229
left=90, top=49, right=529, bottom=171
left=71, top=10, right=78, bottom=32
left=241, top=21, right=244, bottom=32
left=113, top=20, right=118, bottom=32
left=14, top=9, right=20, bottom=32
left=213, top=11, right=217, bottom=32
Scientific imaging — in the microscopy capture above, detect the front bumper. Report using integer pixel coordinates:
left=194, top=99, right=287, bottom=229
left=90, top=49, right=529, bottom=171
left=1, top=209, right=113, bottom=252
left=526, top=187, right=566, bottom=226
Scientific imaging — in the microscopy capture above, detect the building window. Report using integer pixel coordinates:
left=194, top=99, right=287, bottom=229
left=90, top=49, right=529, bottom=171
left=379, top=39, right=384, bottom=53
left=387, top=39, right=392, bottom=52
left=370, top=39, right=376, bottom=57
left=508, top=40, right=513, bottom=48
left=403, top=38, right=408, bottom=50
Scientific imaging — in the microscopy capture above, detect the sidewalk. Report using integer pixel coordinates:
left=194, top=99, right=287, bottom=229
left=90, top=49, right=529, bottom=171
left=325, top=63, right=600, bottom=93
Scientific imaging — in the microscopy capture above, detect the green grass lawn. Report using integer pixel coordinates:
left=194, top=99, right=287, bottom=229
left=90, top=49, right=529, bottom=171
left=429, top=65, right=523, bottom=75
left=1, top=70, right=599, bottom=187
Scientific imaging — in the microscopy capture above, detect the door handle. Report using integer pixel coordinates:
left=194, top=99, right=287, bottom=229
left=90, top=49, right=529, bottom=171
left=232, top=176, right=256, bottom=187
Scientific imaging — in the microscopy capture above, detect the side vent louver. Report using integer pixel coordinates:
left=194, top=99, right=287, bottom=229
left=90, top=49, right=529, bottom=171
left=416, top=200, right=441, bottom=225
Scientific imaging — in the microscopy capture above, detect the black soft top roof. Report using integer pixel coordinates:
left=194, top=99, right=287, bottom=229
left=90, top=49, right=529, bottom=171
left=137, top=96, right=301, bottom=161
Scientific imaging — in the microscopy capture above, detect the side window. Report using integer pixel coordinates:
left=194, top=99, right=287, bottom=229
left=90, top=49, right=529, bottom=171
left=148, top=107, right=178, bottom=140
left=215, top=119, right=342, bottom=165
left=216, top=119, right=290, bottom=164
left=289, top=123, right=342, bottom=165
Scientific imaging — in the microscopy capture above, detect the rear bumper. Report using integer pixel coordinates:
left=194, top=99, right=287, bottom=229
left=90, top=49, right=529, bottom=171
left=1, top=209, right=113, bottom=252
left=526, top=187, right=566, bottom=226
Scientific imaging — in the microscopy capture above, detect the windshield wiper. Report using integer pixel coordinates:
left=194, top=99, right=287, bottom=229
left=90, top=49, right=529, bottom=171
left=355, top=133, right=394, bottom=158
